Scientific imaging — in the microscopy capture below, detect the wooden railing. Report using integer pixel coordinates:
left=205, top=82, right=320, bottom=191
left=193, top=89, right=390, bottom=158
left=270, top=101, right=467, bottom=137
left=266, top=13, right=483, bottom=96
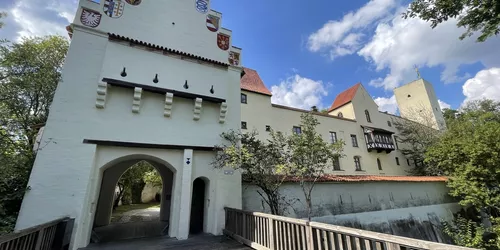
left=224, top=207, right=475, bottom=250
left=0, top=217, right=74, bottom=250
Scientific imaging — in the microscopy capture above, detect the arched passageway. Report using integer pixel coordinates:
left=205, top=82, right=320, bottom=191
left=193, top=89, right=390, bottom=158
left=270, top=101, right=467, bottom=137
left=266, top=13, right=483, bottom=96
left=190, top=177, right=208, bottom=235
left=91, top=156, right=175, bottom=242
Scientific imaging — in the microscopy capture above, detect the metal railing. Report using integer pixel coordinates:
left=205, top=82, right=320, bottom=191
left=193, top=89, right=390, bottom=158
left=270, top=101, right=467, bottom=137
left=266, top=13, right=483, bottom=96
left=224, top=207, right=475, bottom=250
left=0, top=217, right=74, bottom=250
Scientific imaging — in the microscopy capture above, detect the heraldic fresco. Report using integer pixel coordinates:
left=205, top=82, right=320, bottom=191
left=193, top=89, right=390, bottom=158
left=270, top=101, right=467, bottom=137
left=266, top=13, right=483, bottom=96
left=79, top=0, right=238, bottom=66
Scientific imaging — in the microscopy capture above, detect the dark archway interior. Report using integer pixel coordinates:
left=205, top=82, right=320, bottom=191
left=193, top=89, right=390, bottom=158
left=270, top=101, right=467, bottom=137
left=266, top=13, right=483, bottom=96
left=189, top=178, right=206, bottom=234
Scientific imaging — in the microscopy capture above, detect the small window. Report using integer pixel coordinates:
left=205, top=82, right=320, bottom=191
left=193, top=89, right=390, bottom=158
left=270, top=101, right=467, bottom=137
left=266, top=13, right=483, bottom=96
left=407, top=94, right=411, bottom=98
left=329, top=131, right=337, bottom=143
left=407, top=159, right=411, bottom=166
left=354, top=156, right=362, bottom=171
left=377, top=158, right=382, bottom=170
left=393, top=135, right=399, bottom=149
left=333, top=156, right=341, bottom=171
left=241, top=93, right=247, bottom=104
left=293, top=126, right=302, bottom=135
left=365, top=110, right=371, bottom=123
left=387, top=121, right=392, bottom=127
left=351, top=134, right=358, bottom=147
left=396, top=157, right=400, bottom=166
left=265, top=125, right=271, bottom=132
left=241, top=121, right=247, bottom=129
left=338, top=112, right=343, bottom=118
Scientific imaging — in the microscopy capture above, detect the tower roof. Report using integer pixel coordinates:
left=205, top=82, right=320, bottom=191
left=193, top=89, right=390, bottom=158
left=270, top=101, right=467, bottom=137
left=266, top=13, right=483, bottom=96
left=328, top=83, right=361, bottom=111
left=240, top=68, right=272, bottom=96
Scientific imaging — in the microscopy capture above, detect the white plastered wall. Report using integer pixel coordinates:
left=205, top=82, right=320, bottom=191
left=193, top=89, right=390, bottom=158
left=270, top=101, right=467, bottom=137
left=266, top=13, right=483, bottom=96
left=394, top=79, right=445, bottom=130
left=328, top=103, right=356, bottom=120
left=240, top=90, right=411, bottom=176
left=16, top=23, right=242, bottom=249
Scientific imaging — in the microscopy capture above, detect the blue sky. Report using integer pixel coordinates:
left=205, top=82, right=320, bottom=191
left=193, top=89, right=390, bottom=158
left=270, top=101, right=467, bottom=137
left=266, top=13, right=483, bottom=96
left=1, top=0, right=499, bottom=113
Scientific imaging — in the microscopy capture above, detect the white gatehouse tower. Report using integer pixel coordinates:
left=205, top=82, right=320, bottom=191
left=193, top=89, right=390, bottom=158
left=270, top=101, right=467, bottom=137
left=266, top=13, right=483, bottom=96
left=15, top=0, right=243, bottom=249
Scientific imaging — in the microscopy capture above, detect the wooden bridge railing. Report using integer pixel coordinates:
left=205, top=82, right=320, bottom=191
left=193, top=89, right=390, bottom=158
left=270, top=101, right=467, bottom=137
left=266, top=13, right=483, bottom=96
left=224, top=207, right=475, bottom=250
left=0, top=217, right=74, bottom=250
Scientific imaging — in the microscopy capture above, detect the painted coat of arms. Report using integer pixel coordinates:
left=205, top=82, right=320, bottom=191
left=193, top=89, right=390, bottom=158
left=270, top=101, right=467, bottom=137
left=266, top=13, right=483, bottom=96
left=125, top=0, right=141, bottom=6
left=229, top=51, right=240, bottom=66
left=217, top=33, right=230, bottom=51
left=206, top=14, right=219, bottom=32
left=80, top=9, right=102, bottom=28
left=195, top=0, right=209, bottom=14
left=103, top=0, right=125, bottom=18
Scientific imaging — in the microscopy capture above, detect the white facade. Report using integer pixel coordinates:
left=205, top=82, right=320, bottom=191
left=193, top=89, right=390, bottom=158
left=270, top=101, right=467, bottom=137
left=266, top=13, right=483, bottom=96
left=16, top=0, right=242, bottom=249
left=241, top=80, right=424, bottom=176
left=394, top=79, right=447, bottom=130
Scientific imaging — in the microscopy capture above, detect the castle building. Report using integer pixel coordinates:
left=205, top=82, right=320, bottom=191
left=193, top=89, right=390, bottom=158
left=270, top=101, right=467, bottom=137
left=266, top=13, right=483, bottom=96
left=394, top=78, right=447, bottom=130
left=16, top=0, right=242, bottom=249
left=14, top=1, right=446, bottom=249
left=240, top=68, right=444, bottom=176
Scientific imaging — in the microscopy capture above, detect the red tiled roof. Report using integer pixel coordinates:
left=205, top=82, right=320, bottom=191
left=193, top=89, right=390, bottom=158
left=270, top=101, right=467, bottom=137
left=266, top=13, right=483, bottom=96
left=284, top=174, right=447, bottom=183
left=241, top=68, right=272, bottom=96
left=328, top=83, right=361, bottom=111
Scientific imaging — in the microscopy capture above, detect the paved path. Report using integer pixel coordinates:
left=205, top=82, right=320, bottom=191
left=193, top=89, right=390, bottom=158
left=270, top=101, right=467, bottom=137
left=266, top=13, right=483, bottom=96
left=82, top=235, right=251, bottom=250
left=117, top=207, right=160, bottom=223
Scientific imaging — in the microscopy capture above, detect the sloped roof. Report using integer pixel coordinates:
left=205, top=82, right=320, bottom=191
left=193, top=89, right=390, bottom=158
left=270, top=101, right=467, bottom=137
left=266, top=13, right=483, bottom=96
left=241, top=68, right=272, bottom=96
left=108, top=33, right=229, bottom=67
left=284, top=174, right=447, bottom=183
left=328, top=83, right=361, bottom=111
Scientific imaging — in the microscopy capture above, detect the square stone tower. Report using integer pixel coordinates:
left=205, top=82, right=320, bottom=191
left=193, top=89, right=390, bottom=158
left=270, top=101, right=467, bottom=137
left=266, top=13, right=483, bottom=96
left=394, top=78, right=446, bottom=130
left=15, top=0, right=243, bottom=249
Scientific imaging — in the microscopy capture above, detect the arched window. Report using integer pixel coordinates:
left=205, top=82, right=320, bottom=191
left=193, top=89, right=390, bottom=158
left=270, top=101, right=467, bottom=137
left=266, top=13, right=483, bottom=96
left=354, top=156, right=362, bottom=171
left=377, top=158, right=382, bottom=170
left=365, top=110, right=371, bottom=123
left=338, top=112, right=343, bottom=118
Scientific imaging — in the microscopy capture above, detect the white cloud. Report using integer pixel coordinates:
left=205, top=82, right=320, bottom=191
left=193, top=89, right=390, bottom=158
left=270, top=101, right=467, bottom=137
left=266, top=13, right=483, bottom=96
left=462, top=67, right=500, bottom=105
left=438, top=100, right=451, bottom=110
left=307, top=0, right=396, bottom=60
left=374, top=95, right=398, bottom=114
left=271, top=74, right=328, bottom=110
left=358, top=7, right=500, bottom=90
left=1, top=0, right=78, bottom=41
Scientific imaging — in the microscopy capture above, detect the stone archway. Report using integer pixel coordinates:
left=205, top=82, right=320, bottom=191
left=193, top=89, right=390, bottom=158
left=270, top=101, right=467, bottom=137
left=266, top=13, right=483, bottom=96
left=92, top=155, right=176, bottom=242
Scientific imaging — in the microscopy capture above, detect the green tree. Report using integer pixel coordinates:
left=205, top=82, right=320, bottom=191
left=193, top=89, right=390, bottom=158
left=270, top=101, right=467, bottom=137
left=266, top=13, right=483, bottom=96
left=442, top=108, right=459, bottom=125
left=393, top=116, right=441, bottom=175
left=213, top=130, right=292, bottom=215
left=283, top=113, right=344, bottom=221
left=115, top=161, right=157, bottom=207
left=425, top=99, right=500, bottom=248
left=0, top=36, right=68, bottom=234
left=404, top=0, right=500, bottom=42
left=0, top=12, right=5, bottom=29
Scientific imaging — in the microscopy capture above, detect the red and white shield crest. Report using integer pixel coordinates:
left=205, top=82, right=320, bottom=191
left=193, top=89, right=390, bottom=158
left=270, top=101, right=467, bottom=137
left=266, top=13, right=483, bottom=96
left=206, top=14, right=219, bottom=32
left=80, top=8, right=102, bottom=28
left=229, top=51, right=240, bottom=66
left=217, top=33, right=230, bottom=51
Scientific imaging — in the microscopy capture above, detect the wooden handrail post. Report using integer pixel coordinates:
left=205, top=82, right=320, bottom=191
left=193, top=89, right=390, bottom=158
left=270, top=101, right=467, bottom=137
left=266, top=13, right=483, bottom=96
left=306, top=221, right=314, bottom=250
left=242, top=213, right=246, bottom=239
left=268, top=217, right=275, bottom=249
left=34, top=228, right=45, bottom=250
